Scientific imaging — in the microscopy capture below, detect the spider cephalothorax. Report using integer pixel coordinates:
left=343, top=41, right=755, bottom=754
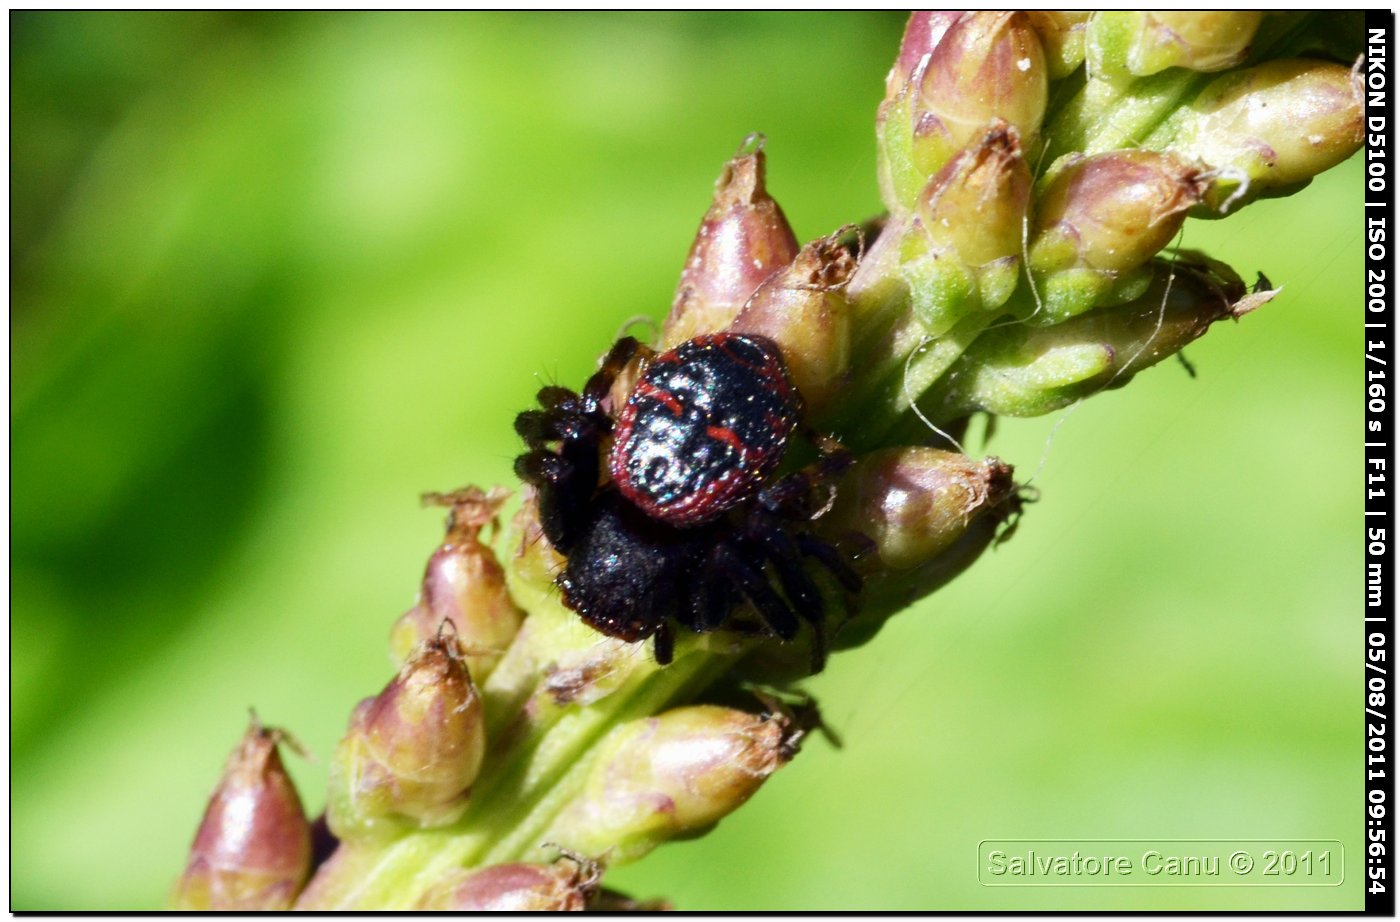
left=514, top=333, right=861, bottom=666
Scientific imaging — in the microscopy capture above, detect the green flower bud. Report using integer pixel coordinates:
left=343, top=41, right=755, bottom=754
left=542, top=706, right=796, bottom=864
left=1089, top=11, right=1262, bottom=82
left=929, top=256, right=1263, bottom=420
left=879, top=12, right=1047, bottom=213
left=171, top=717, right=312, bottom=910
left=730, top=227, right=855, bottom=413
left=327, top=636, right=486, bottom=838
left=877, top=12, right=964, bottom=214
left=391, top=486, right=523, bottom=680
left=900, top=121, right=1031, bottom=336
left=417, top=859, right=599, bottom=911
left=1029, top=150, right=1209, bottom=323
left=912, top=12, right=1048, bottom=186
left=1026, top=12, right=1091, bottom=80
left=1168, top=58, right=1363, bottom=214
left=660, top=137, right=800, bottom=349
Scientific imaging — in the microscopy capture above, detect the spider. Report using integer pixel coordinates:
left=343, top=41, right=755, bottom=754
left=514, top=332, right=862, bottom=667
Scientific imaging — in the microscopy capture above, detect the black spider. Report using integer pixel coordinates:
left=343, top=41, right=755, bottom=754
left=514, top=332, right=862, bottom=667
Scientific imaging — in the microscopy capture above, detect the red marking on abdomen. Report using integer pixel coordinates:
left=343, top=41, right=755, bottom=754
left=632, top=380, right=684, bottom=417
left=705, top=425, right=746, bottom=455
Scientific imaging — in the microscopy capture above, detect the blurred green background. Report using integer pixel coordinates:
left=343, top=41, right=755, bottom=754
left=11, top=11, right=1361, bottom=911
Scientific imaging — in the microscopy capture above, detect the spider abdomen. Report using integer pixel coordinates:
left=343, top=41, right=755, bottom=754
left=608, top=334, right=801, bottom=527
left=557, top=491, right=712, bottom=642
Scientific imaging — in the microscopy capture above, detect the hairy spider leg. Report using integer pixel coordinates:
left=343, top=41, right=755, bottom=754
left=535, top=384, right=583, bottom=412
left=688, top=555, right=734, bottom=633
left=713, top=544, right=800, bottom=642
left=749, top=525, right=829, bottom=670
left=794, top=534, right=863, bottom=594
left=581, top=336, right=654, bottom=409
left=756, top=444, right=856, bottom=519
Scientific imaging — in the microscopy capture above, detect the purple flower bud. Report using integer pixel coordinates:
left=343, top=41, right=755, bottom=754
left=730, top=227, right=855, bottom=412
left=542, top=706, right=797, bottom=863
left=660, top=137, right=799, bottom=348
left=418, top=858, right=599, bottom=911
left=911, top=12, right=1048, bottom=180
left=886, top=11, right=966, bottom=98
left=170, top=718, right=312, bottom=910
left=830, top=448, right=1016, bottom=571
left=391, top=486, right=523, bottom=679
left=327, top=635, right=486, bottom=836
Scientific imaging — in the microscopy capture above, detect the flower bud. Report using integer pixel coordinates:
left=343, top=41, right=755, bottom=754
left=1029, top=150, right=1209, bottom=323
left=930, top=256, right=1263, bottom=420
left=1088, top=11, right=1262, bottom=81
left=798, top=448, right=1021, bottom=650
left=885, top=11, right=965, bottom=98
left=171, top=717, right=312, bottom=910
left=660, top=137, right=800, bottom=349
left=1026, top=12, right=1091, bottom=79
left=729, top=228, right=855, bottom=413
left=417, top=859, right=599, bottom=911
left=829, top=448, right=1016, bottom=571
left=913, top=12, right=1047, bottom=185
left=899, top=121, right=1031, bottom=336
left=391, top=486, right=523, bottom=680
left=327, top=635, right=486, bottom=838
left=879, top=12, right=1047, bottom=213
left=1168, top=58, right=1363, bottom=214
left=542, top=706, right=796, bottom=864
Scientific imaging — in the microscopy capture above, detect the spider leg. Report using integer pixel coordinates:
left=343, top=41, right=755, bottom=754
left=752, top=526, right=823, bottom=623
left=514, top=409, right=604, bottom=447
left=795, top=533, right=863, bottom=594
left=757, top=445, right=856, bottom=519
left=652, top=621, right=675, bottom=666
left=535, top=385, right=583, bottom=413
left=715, top=545, right=799, bottom=642
left=515, top=447, right=597, bottom=552
left=688, top=552, right=733, bottom=633
left=581, top=336, right=653, bottom=410
left=750, top=525, right=831, bottom=672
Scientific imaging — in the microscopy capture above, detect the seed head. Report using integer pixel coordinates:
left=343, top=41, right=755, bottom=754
left=931, top=256, right=1258, bottom=420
